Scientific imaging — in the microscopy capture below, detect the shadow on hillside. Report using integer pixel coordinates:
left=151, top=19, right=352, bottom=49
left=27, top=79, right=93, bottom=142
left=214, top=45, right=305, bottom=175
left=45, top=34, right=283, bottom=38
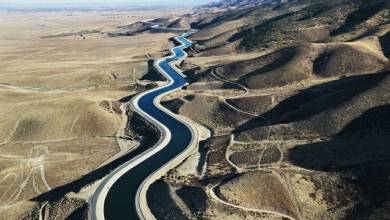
left=228, top=10, right=296, bottom=43
left=147, top=180, right=188, bottom=220
left=176, top=186, right=209, bottom=217
left=237, top=47, right=297, bottom=80
left=161, top=99, right=185, bottom=114
left=118, top=93, right=137, bottom=103
left=297, top=2, right=335, bottom=21
left=140, top=59, right=165, bottom=81
left=235, top=71, right=388, bottom=132
left=331, top=1, right=387, bottom=36
left=379, top=31, right=390, bottom=59
left=288, top=104, right=390, bottom=219
left=349, top=27, right=380, bottom=41
left=289, top=104, right=390, bottom=171
left=193, top=6, right=258, bottom=30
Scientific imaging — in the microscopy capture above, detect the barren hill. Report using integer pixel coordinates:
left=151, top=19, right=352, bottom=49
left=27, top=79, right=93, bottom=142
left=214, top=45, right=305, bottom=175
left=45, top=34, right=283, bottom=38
left=190, top=0, right=390, bottom=55
left=146, top=0, right=390, bottom=219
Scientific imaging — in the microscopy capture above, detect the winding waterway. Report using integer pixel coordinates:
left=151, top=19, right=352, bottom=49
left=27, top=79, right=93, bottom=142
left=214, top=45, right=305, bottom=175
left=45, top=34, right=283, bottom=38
left=93, top=32, right=195, bottom=220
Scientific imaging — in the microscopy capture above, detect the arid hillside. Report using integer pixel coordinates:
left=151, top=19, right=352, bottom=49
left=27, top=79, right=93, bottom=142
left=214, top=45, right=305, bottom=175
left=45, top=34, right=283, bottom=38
left=146, top=0, right=390, bottom=219
left=190, top=0, right=389, bottom=55
left=0, top=0, right=389, bottom=219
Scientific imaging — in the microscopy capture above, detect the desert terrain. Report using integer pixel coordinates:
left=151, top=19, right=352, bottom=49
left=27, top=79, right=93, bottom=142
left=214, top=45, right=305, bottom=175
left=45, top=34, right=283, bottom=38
left=0, top=8, right=188, bottom=219
left=1, top=0, right=390, bottom=219
left=139, top=0, right=390, bottom=220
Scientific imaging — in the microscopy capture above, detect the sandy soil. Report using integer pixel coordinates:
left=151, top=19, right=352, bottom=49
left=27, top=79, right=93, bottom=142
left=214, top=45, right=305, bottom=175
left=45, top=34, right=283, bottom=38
left=0, top=9, right=183, bottom=219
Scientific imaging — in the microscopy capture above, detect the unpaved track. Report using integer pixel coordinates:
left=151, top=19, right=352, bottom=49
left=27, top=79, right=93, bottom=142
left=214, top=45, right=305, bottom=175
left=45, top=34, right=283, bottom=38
left=209, top=175, right=297, bottom=220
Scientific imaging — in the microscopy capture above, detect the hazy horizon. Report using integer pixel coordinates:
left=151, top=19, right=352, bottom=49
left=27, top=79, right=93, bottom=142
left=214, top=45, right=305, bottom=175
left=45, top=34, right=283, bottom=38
left=0, top=0, right=214, bottom=7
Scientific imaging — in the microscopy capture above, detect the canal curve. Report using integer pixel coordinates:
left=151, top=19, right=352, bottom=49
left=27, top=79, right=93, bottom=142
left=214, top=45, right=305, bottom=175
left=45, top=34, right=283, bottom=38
left=91, top=32, right=196, bottom=220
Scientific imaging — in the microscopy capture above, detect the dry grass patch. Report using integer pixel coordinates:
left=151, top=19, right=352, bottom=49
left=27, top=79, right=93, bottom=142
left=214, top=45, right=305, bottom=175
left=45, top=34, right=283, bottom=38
left=217, top=171, right=297, bottom=218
